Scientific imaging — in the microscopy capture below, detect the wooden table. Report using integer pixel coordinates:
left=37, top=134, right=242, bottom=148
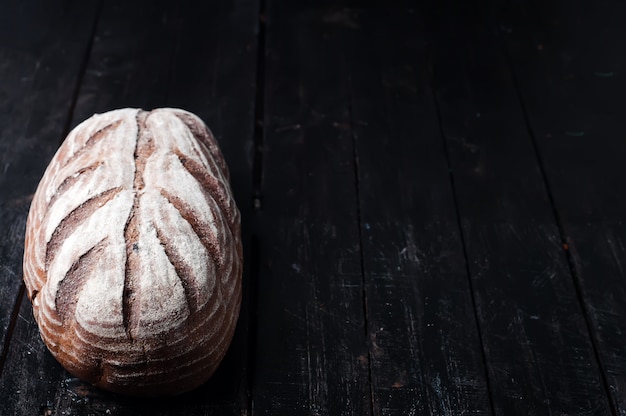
left=1, top=0, right=624, bottom=414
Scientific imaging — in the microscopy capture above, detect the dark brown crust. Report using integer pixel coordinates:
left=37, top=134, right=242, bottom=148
left=174, top=149, right=236, bottom=234
left=159, top=188, right=225, bottom=271
left=154, top=225, right=197, bottom=313
left=45, top=187, right=122, bottom=271
left=122, top=111, right=155, bottom=339
left=55, top=237, right=108, bottom=323
left=173, top=112, right=229, bottom=179
left=62, top=120, right=123, bottom=169
left=47, top=161, right=103, bottom=209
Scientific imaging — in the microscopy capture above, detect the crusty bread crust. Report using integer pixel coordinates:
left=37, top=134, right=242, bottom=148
left=23, top=108, right=242, bottom=396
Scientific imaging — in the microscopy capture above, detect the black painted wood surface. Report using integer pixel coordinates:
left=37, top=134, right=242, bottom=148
left=503, top=0, right=626, bottom=414
left=0, top=0, right=625, bottom=415
left=347, top=6, right=491, bottom=415
left=427, top=1, right=611, bottom=414
left=254, top=2, right=371, bottom=414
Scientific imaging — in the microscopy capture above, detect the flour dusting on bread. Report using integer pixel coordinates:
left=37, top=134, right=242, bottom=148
left=23, top=108, right=242, bottom=396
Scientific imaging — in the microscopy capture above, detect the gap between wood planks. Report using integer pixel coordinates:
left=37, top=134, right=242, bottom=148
left=248, top=0, right=267, bottom=412
left=429, top=61, right=498, bottom=416
left=502, top=32, right=619, bottom=416
left=345, top=56, right=376, bottom=416
left=0, top=285, right=24, bottom=380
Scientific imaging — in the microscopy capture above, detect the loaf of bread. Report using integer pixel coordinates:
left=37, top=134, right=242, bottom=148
left=22, top=108, right=242, bottom=396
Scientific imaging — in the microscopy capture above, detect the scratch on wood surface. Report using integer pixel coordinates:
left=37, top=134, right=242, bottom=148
left=404, top=304, right=420, bottom=365
left=304, top=303, right=329, bottom=413
left=606, top=235, right=624, bottom=277
left=530, top=267, right=557, bottom=288
left=402, top=224, right=423, bottom=266
left=0, top=263, right=17, bottom=277
left=15, top=338, right=39, bottom=357
left=17, top=313, right=30, bottom=325
left=427, top=374, right=451, bottom=415
left=283, top=307, right=307, bottom=325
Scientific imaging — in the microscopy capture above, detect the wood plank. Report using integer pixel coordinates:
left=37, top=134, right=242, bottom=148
left=71, top=0, right=176, bottom=123
left=346, top=6, right=492, bottom=415
left=426, top=1, right=612, bottom=414
left=165, top=1, right=259, bottom=412
left=0, top=46, right=36, bottom=369
left=0, top=1, right=258, bottom=414
left=0, top=0, right=101, bottom=413
left=253, top=2, right=371, bottom=414
left=503, top=0, right=626, bottom=413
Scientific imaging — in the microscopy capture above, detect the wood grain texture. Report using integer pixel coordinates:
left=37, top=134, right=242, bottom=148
left=503, top=0, right=626, bottom=413
left=253, top=1, right=371, bottom=414
left=346, top=6, right=492, bottom=415
left=1, top=0, right=258, bottom=414
left=164, top=1, right=259, bottom=412
left=71, top=0, right=177, bottom=123
left=427, top=1, right=612, bottom=414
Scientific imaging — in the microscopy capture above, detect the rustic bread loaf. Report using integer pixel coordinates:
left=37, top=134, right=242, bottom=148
left=22, top=108, right=242, bottom=396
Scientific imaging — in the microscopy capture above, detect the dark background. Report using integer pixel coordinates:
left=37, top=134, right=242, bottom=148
left=0, top=0, right=625, bottom=414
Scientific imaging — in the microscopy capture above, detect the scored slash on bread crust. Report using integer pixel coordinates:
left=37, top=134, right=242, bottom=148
left=22, top=108, right=242, bottom=396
